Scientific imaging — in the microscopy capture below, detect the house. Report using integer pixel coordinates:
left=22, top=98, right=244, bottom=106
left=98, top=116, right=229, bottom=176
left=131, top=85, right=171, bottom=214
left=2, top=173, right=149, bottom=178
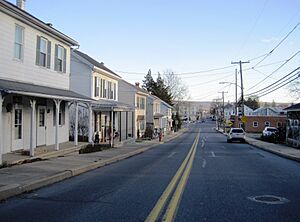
left=284, top=103, right=300, bottom=147
left=146, top=94, right=173, bottom=137
left=118, top=81, right=148, bottom=138
left=244, top=107, right=286, bottom=133
left=0, top=0, right=92, bottom=164
left=70, top=50, right=134, bottom=146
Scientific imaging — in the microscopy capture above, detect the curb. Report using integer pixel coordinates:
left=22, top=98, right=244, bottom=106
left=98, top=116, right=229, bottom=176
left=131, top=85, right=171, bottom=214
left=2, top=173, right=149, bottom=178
left=0, top=130, right=185, bottom=202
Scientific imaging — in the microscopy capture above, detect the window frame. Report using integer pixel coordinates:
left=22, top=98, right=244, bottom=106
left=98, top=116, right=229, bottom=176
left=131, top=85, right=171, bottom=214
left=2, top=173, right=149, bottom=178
left=14, top=24, right=24, bottom=61
left=253, top=121, right=258, bottom=128
left=264, top=121, right=270, bottom=127
left=36, top=36, right=51, bottom=68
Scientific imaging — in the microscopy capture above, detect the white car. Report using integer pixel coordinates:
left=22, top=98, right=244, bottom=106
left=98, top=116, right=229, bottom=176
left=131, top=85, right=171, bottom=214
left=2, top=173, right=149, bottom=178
left=262, top=127, right=278, bottom=137
left=227, top=128, right=245, bottom=143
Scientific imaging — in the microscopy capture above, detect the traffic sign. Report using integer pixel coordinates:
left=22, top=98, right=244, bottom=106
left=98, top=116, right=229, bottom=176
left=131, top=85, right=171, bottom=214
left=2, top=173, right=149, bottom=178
left=228, top=121, right=233, bottom=126
left=241, top=116, right=248, bottom=123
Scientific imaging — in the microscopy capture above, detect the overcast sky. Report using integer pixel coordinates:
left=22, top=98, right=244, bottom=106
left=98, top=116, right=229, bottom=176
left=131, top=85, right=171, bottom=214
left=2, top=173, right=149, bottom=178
left=10, top=0, right=300, bottom=103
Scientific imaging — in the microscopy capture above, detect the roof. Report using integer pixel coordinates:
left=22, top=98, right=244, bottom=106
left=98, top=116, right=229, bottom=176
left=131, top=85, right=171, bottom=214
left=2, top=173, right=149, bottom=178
left=0, top=0, right=78, bottom=46
left=120, top=79, right=149, bottom=95
left=0, top=78, right=92, bottom=101
left=73, top=50, right=121, bottom=78
left=92, top=99, right=134, bottom=111
left=284, top=103, right=300, bottom=111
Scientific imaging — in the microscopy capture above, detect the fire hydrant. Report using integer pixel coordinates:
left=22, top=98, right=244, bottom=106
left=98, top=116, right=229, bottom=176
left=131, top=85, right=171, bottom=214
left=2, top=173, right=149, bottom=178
left=159, top=132, right=163, bottom=142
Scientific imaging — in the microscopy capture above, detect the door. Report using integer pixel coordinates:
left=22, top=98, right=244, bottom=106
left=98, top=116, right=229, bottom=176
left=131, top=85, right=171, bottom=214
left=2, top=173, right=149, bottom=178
left=12, top=107, right=23, bottom=151
left=37, top=106, right=47, bottom=146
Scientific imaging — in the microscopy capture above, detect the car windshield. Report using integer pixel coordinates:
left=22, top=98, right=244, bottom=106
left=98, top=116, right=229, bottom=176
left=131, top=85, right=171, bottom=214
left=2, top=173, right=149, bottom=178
left=267, top=128, right=278, bottom=132
left=231, top=129, right=244, bottom=133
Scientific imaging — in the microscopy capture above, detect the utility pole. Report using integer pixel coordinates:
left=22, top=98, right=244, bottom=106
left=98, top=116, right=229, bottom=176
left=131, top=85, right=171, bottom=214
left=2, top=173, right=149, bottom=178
left=235, top=68, right=238, bottom=128
left=231, top=60, right=249, bottom=128
left=218, top=91, right=228, bottom=132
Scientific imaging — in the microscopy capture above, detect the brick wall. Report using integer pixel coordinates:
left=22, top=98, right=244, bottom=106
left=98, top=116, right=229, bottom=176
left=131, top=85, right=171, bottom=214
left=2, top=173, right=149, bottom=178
left=244, top=116, right=286, bottom=133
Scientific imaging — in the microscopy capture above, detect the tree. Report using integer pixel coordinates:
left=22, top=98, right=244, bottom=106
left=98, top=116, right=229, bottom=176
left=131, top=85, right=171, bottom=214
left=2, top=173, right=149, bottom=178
left=142, top=69, right=156, bottom=92
left=289, top=79, right=300, bottom=100
left=153, top=73, right=173, bottom=105
left=244, top=96, right=260, bottom=110
left=163, top=69, right=188, bottom=103
left=271, top=100, right=276, bottom=107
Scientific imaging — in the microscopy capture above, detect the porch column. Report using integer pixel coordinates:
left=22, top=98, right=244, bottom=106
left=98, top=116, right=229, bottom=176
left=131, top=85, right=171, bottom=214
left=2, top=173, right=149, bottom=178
left=88, top=103, right=93, bottom=143
left=111, top=110, right=114, bottom=147
left=29, top=99, right=36, bottom=156
left=74, top=102, right=78, bottom=146
left=54, top=99, right=61, bottom=151
left=0, top=94, right=3, bottom=165
left=119, top=111, right=122, bottom=142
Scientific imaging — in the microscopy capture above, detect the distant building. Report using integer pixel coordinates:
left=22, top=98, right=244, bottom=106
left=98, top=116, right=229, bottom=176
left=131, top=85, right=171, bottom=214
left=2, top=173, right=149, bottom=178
left=284, top=103, right=300, bottom=148
left=175, top=101, right=211, bottom=121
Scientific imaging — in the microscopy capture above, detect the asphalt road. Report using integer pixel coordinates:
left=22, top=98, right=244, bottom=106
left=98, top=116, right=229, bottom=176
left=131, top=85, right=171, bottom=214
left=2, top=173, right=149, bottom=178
left=1, top=122, right=300, bottom=222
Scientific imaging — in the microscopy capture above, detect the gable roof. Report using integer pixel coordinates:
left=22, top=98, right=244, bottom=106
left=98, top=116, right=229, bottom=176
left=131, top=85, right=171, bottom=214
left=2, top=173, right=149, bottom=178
left=1, top=0, right=78, bottom=46
left=73, top=50, right=121, bottom=78
left=120, top=79, right=149, bottom=95
left=284, top=103, right=300, bottom=111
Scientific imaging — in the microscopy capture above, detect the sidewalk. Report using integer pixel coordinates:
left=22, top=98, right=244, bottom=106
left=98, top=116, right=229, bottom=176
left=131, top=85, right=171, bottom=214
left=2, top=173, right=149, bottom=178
left=215, top=128, right=300, bottom=163
left=0, top=130, right=185, bottom=201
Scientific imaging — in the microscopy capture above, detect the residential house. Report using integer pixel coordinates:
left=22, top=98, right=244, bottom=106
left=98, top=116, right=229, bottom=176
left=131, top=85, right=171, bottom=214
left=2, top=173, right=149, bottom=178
left=160, top=100, right=173, bottom=133
left=118, top=81, right=148, bottom=138
left=70, top=50, right=134, bottom=146
left=0, top=0, right=91, bottom=164
left=284, top=103, right=300, bottom=147
left=244, top=107, right=286, bottom=133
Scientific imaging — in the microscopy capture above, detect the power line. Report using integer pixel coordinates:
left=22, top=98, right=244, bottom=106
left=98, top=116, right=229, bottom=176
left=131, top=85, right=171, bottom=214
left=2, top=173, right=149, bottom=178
left=257, top=73, right=300, bottom=98
left=246, top=67, right=300, bottom=96
left=246, top=50, right=300, bottom=92
left=189, top=73, right=233, bottom=87
left=252, top=21, right=300, bottom=68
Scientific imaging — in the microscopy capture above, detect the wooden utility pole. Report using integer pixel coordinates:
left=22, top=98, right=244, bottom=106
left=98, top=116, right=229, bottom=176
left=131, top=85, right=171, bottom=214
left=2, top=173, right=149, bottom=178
left=231, top=60, right=249, bottom=124
left=218, top=91, right=228, bottom=132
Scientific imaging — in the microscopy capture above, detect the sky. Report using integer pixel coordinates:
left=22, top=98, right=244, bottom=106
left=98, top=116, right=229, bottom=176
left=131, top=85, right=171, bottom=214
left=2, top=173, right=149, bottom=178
left=9, top=0, right=300, bottom=103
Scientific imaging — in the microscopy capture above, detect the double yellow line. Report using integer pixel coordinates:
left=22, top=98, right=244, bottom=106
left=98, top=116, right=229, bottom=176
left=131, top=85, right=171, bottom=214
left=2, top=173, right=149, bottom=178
left=145, top=129, right=201, bottom=222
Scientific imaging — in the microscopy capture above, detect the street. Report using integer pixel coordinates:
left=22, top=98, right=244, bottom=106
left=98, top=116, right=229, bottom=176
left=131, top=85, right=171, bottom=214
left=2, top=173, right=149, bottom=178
left=1, top=122, right=300, bottom=222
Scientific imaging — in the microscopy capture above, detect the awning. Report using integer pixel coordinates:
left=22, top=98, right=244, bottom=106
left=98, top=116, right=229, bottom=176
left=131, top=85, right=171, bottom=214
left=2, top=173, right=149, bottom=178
left=92, top=99, right=134, bottom=112
left=137, top=115, right=145, bottom=121
left=154, top=113, right=164, bottom=118
left=0, top=78, right=93, bottom=102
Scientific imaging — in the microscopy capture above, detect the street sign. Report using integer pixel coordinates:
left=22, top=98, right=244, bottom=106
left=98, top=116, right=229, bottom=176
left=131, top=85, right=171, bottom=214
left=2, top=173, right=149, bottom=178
left=241, top=116, right=248, bottom=123
left=228, top=121, right=233, bottom=126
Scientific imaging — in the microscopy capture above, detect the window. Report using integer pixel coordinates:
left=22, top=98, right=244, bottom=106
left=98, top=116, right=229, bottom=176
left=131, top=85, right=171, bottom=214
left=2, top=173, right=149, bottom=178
left=36, top=36, right=51, bottom=68
left=253, top=121, right=258, bottom=127
left=277, top=122, right=282, bottom=128
left=140, top=97, right=145, bottom=110
left=102, top=80, right=107, bottom=98
left=94, top=77, right=100, bottom=97
left=108, top=81, right=112, bottom=99
left=55, top=44, right=66, bottom=72
left=265, top=121, right=270, bottom=127
left=14, top=109, right=22, bottom=139
left=14, top=25, right=24, bottom=60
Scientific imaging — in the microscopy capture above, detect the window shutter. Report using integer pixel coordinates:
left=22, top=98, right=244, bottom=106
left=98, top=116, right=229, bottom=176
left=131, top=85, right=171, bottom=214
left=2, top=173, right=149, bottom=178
left=47, top=40, right=51, bottom=69
left=36, top=36, right=41, bottom=65
left=54, top=44, right=58, bottom=71
left=63, top=48, right=67, bottom=73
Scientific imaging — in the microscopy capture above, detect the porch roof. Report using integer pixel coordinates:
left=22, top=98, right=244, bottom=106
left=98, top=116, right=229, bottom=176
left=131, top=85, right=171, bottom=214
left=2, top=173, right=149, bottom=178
left=284, top=103, right=300, bottom=112
left=0, top=79, right=93, bottom=102
left=92, top=99, right=134, bottom=112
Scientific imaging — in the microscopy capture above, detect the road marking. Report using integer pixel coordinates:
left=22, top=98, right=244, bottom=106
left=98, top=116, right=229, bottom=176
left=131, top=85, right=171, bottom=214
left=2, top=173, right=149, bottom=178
left=201, top=139, right=205, bottom=148
left=145, top=129, right=200, bottom=222
left=211, top=151, right=216, bottom=157
left=167, top=152, right=177, bottom=158
left=202, top=159, right=206, bottom=168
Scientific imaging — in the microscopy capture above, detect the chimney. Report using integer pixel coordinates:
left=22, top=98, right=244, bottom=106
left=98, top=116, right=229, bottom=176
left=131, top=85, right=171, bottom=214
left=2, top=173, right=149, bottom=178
left=16, top=0, right=26, bottom=10
left=135, top=82, right=140, bottom=87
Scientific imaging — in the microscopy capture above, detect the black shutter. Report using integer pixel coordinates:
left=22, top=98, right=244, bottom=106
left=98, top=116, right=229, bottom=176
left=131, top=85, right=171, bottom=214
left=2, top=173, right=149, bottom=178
left=46, top=40, right=51, bottom=69
left=54, top=44, right=58, bottom=71
left=63, top=48, right=67, bottom=73
left=36, top=36, right=41, bottom=65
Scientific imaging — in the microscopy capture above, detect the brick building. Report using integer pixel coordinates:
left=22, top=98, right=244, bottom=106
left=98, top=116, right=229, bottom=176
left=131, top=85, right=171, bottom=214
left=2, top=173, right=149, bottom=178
left=244, top=116, right=286, bottom=133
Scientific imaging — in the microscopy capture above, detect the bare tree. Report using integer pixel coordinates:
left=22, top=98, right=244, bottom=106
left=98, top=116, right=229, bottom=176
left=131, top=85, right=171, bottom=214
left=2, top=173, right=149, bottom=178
left=289, top=79, right=300, bottom=100
left=163, top=69, right=189, bottom=107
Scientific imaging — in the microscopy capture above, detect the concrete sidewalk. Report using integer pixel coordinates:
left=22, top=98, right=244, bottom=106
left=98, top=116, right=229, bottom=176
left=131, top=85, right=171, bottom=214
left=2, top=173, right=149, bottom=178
left=0, top=130, right=185, bottom=201
left=215, top=128, right=300, bottom=163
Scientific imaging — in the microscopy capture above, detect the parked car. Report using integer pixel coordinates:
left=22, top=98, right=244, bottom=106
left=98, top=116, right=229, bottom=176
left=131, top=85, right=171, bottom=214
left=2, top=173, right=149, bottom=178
left=227, top=128, right=245, bottom=143
left=261, top=127, right=279, bottom=143
left=262, top=127, right=278, bottom=137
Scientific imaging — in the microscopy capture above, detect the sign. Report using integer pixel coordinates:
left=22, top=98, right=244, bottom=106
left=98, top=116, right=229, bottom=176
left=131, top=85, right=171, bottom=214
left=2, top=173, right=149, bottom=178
left=241, top=116, right=248, bottom=123
left=227, top=121, right=233, bottom=126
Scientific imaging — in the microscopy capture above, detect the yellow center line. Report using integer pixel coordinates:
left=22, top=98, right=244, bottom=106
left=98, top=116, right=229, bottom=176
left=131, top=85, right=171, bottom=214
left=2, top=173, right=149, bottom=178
left=145, top=129, right=200, bottom=222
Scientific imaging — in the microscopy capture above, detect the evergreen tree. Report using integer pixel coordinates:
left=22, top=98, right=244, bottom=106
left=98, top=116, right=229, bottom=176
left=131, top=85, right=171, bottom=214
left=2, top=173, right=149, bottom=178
left=142, top=69, right=156, bottom=93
